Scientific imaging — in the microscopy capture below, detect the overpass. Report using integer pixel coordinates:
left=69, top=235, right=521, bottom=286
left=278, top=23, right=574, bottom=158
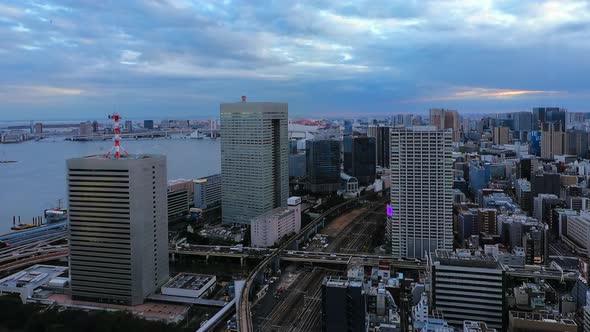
left=0, top=222, right=69, bottom=273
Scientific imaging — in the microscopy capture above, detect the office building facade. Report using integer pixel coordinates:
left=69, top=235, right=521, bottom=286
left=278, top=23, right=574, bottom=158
left=306, top=138, right=341, bottom=193
left=343, top=136, right=376, bottom=186
left=322, top=276, right=367, bottom=332
left=389, top=127, right=453, bottom=258
left=430, top=250, right=504, bottom=329
left=541, top=122, right=565, bottom=159
left=67, top=154, right=169, bottom=305
left=368, top=125, right=391, bottom=168
left=220, top=101, right=288, bottom=224
left=193, top=174, right=222, bottom=209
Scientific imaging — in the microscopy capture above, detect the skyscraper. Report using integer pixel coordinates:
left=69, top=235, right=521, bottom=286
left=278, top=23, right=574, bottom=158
left=343, top=136, right=376, bottom=186
left=367, top=125, right=391, bottom=168
left=389, top=126, right=453, bottom=259
left=532, top=107, right=565, bottom=130
left=541, top=122, right=565, bottom=159
left=220, top=98, right=288, bottom=224
left=67, top=154, right=169, bottom=305
left=306, top=138, right=341, bottom=193
left=429, top=108, right=460, bottom=141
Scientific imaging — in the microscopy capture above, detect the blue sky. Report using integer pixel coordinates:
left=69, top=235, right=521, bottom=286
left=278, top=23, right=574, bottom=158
left=1, top=0, right=590, bottom=120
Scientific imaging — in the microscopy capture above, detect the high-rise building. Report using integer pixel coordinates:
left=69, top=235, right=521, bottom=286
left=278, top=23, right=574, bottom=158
left=429, top=108, right=460, bottom=141
left=321, top=276, right=367, bottom=332
left=79, top=121, right=93, bottom=136
left=67, top=154, right=169, bottom=305
left=389, top=127, right=453, bottom=259
left=541, top=122, right=565, bottom=159
left=144, top=120, right=154, bottom=130
left=532, top=107, right=565, bottom=130
left=493, top=126, right=510, bottom=145
left=343, top=120, right=353, bottom=136
left=343, top=136, right=376, bottom=186
left=430, top=249, right=504, bottom=329
left=367, top=125, right=391, bottom=168
left=33, top=122, right=43, bottom=134
left=306, top=138, right=341, bottom=193
left=220, top=98, right=288, bottom=224
left=566, top=130, right=589, bottom=157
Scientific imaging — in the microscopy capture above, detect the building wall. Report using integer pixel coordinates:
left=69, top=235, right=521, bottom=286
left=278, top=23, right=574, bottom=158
left=251, top=205, right=299, bottom=247
left=368, top=126, right=391, bottom=168
left=389, top=127, right=453, bottom=258
left=67, top=155, right=169, bottom=306
left=193, top=174, right=221, bottom=209
left=306, top=139, right=341, bottom=193
left=220, top=102, right=288, bottom=224
left=432, top=263, right=503, bottom=329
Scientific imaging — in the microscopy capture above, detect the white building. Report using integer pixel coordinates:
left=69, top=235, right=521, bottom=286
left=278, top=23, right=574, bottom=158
left=161, top=273, right=216, bottom=299
left=0, top=265, right=68, bottom=303
left=389, top=126, right=453, bottom=258
left=251, top=196, right=301, bottom=247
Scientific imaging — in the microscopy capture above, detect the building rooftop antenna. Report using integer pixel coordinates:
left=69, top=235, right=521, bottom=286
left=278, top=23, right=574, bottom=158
left=104, top=113, right=130, bottom=159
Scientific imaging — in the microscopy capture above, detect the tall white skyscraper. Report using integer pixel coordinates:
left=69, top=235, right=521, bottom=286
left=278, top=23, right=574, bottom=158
left=220, top=97, right=289, bottom=224
left=389, top=126, right=453, bottom=258
left=67, top=154, right=169, bottom=305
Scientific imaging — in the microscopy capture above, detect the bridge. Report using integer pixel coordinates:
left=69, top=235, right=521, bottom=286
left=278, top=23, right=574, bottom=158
left=170, top=244, right=425, bottom=270
left=0, top=222, right=69, bottom=273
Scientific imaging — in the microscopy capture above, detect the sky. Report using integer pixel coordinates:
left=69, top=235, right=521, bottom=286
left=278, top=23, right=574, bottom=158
left=1, top=0, right=590, bottom=120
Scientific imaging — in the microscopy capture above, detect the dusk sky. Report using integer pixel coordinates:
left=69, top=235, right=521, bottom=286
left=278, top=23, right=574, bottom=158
left=1, top=0, right=590, bottom=120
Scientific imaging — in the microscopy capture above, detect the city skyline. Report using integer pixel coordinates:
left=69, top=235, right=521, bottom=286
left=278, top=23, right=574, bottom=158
left=1, top=1, right=590, bottom=120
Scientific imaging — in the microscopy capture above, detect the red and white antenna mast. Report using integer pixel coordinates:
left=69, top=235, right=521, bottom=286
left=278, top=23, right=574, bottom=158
left=104, top=113, right=129, bottom=159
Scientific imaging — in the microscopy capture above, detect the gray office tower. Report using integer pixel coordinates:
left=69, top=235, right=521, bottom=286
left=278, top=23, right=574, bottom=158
left=306, top=138, right=341, bottom=193
left=389, top=126, right=453, bottom=259
left=368, top=125, right=391, bottom=168
left=220, top=100, right=288, bottom=225
left=67, top=154, right=169, bottom=305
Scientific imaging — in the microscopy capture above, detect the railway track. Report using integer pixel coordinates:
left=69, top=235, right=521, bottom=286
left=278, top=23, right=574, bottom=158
left=257, top=268, right=334, bottom=332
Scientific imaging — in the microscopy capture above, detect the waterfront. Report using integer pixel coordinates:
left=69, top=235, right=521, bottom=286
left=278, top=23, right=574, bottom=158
left=0, top=137, right=220, bottom=233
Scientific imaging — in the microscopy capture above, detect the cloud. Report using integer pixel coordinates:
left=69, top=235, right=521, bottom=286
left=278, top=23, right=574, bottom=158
left=406, top=87, right=564, bottom=102
left=0, top=0, right=589, bottom=118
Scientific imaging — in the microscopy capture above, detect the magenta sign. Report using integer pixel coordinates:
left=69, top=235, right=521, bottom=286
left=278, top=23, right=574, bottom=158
left=386, top=205, right=393, bottom=217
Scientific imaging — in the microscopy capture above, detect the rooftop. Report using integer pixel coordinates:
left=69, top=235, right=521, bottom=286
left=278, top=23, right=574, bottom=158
left=162, top=273, right=215, bottom=291
left=433, top=249, right=501, bottom=269
left=75, top=153, right=163, bottom=161
left=0, top=265, right=67, bottom=289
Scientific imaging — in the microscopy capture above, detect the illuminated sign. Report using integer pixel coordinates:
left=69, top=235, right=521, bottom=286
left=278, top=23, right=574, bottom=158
left=386, top=205, right=393, bottom=217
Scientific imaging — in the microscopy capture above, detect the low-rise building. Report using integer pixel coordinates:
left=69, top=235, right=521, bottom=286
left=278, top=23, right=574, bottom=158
left=161, top=273, right=216, bottom=299
left=0, top=265, right=68, bottom=303
left=168, top=179, right=194, bottom=222
left=250, top=197, right=301, bottom=247
left=508, top=311, right=576, bottom=332
left=193, top=174, right=221, bottom=209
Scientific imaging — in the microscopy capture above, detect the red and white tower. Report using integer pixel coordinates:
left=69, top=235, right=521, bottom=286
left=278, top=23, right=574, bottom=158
left=104, top=113, right=128, bottom=159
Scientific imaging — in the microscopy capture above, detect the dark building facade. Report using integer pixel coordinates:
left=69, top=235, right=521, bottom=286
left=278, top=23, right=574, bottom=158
left=532, top=107, right=565, bottom=130
left=531, top=172, right=561, bottom=199
left=367, top=125, right=391, bottom=168
left=143, top=120, right=154, bottom=130
left=306, top=139, right=341, bottom=193
left=343, top=136, right=376, bottom=186
left=322, top=276, right=366, bottom=332
left=566, top=130, right=589, bottom=157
